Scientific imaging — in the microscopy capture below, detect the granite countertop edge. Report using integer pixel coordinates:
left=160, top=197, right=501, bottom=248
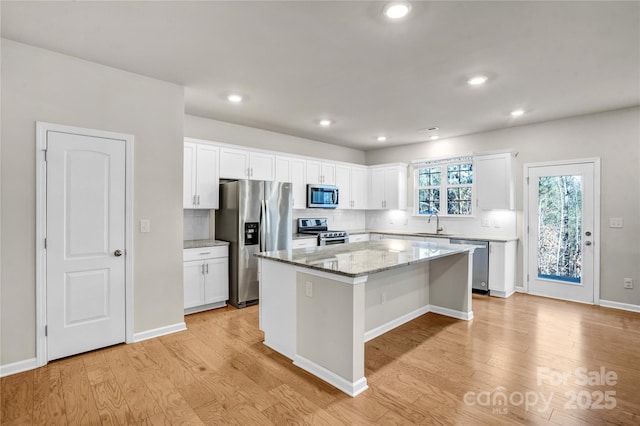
left=183, top=239, right=230, bottom=249
left=352, top=229, right=518, bottom=242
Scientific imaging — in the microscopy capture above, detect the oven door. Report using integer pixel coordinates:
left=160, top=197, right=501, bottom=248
left=319, top=236, right=348, bottom=246
left=307, top=185, right=339, bottom=208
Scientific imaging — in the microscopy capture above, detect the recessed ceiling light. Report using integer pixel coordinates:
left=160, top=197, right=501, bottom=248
left=467, top=75, right=488, bottom=86
left=319, top=119, right=333, bottom=127
left=510, top=109, right=525, bottom=117
left=227, top=94, right=243, bottom=103
left=430, top=135, right=440, bottom=140
left=383, top=1, right=411, bottom=19
left=377, top=136, right=388, bottom=142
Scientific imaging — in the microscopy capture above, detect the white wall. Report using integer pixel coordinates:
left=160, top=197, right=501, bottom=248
left=366, top=107, right=640, bottom=306
left=1, top=39, right=185, bottom=365
left=185, top=114, right=366, bottom=165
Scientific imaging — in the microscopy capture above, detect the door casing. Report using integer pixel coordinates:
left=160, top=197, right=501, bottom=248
left=36, top=122, right=134, bottom=367
left=522, top=158, right=601, bottom=304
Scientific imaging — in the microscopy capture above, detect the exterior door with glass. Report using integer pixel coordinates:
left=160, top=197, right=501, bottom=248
left=526, top=161, right=599, bottom=303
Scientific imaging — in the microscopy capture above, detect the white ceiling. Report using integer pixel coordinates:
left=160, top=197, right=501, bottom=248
left=2, top=1, right=639, bottom=150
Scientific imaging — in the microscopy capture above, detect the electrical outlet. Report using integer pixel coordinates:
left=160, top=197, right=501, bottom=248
left=481, top=218, right=490, bottom=227
left=610, top=218, right=624, bottom=228
left=380, top=292, right=386, bottom=305
left=305, top=281, right=313, bottom=297
left=623, top=278, right=633, bottom=289
left=140, top=219, right=151, bottom=233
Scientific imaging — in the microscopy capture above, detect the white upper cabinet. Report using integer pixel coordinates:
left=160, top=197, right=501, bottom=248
left=475, top=152, right=515, bottom=210
left=306, top=160, right=336, bottom=185
left=336, top=164, right=368, bottom=209
left=219, top=147, right=275, bottom=181
left=275, top=155, right=307, bottom=209
left=184, top=141, right=219, bottom=209
left=368, top=164, right=407, bottom=210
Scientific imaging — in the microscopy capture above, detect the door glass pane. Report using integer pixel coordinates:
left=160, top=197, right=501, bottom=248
left=537, top=175, right=583, bottom=284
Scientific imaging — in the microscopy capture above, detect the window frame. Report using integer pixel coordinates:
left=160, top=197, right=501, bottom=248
left=414, top=155, right=475, bottom=218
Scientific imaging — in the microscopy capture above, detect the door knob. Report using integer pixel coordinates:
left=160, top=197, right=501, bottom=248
left=585, top=231, right=592, bottom=236
left=114, top=249, right=123, bottom=257
left=585, top=241, right=592, bottom=246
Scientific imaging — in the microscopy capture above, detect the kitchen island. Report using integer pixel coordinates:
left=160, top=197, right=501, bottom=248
left=255, top=239, right=475, bottom=397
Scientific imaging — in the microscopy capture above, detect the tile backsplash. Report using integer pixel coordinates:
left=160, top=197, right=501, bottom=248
left=184, top=209, right=212, bottom=240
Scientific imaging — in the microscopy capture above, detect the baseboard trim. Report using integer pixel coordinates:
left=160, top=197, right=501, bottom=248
left=599, top=300, right=640, bottom=313
left=490, top=289, right=516, bottom=298
left=293, top=355, right=368, bottom=397
left=515, top=286, right=526, bottom=293
left=132, top=322, right=187, bottom=343
left=364, top=305, right=431, bottom=342
left=0, top=358, right=38, bottom=378
left=430, top=305, right=474, bottom=321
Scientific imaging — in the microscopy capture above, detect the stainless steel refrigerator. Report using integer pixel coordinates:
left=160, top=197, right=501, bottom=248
left=215, top=180, right=292, bottom=308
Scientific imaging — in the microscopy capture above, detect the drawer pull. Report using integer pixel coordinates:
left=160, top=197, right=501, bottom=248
left=199, top=252, right=211, bottom=255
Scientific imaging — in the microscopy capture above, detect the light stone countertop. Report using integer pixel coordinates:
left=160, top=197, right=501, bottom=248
left=255, top=239, right=473, bottom=278
left=183, top=239, right=229, bottom=249
left=349, top=229, right=518, bottom=243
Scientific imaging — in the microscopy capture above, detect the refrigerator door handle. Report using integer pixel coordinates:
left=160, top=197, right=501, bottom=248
left=259, top=199, right=267, bottom=252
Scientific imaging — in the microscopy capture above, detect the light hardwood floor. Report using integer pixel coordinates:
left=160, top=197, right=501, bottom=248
left=2, top=293, right=639, bottom=425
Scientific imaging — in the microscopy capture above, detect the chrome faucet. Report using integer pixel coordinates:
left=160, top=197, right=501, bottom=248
left=428, top=213, right=444, bottom=234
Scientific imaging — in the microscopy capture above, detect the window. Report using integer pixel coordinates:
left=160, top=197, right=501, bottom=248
left=415, top=156, right=473, bottom=216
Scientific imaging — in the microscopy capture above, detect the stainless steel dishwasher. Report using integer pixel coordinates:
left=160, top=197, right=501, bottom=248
left=449, top=239, right=489, bottom=294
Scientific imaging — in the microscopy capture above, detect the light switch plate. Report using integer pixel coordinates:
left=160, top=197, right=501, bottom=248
left=140, top=219, right=151, bottom=233
left=481, top=218, right=490, bottom=227
left=609, top=218, right=623, bottom=228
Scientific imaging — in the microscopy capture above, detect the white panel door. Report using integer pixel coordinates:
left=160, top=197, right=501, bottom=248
left=369, top=168, right=386, bottom=209
left=184, top=260, right=205, bottom=309
left=46, top=131, right=126, bottom=361
left=195, top=144, right=219, bottom=209
left=321, top=162, right=336, bottom=185
left=351, top=167, right=368, bottom=209
left=183, top=142, right=197, bottom=208
left=249, top=152, right=275, bottom=181
left=204, top=258, right=229, bottom=304
left=219, top=147, right=249, bottom=179
left=335, top=165, right=351, bottom=209
left=526, top=162, right=597, bottom=303
left=306, top=160, right=322, bottom=184
left=290, top=159, right=307, bottom=209
left=275, top=156, right=292, bottom=183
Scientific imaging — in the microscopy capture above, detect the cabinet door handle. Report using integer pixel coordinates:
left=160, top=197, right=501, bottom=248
left=193, top=195, right=197, bottom=206
left=206, top=264, right=209, bottom=273
left=197, top=195, right=200, bottom=205
left=201, top=264, right=205, bottom=274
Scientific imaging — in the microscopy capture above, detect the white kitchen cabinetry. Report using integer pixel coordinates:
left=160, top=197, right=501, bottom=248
left=275, top=155, right=307, bottom=209
left=475, top=152, right=516, bottom=210
left=183, top=246, right=229, bottom=313
left=306, top=160, right=336, bottom=185
left=335, top=165, right=368, bottom=209
left=219, top=147, right=275, bottom=181
left=291, top=238, right=317, bottom=249
left=348, top=233, right=370, bottom=243
left=488, top=240, right=517, bottom=298
left=368, top=164, right=408, bottom=210
left=184, top=141, right=219, bottom=209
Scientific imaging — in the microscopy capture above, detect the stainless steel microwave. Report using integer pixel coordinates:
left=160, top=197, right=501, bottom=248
left=307, top=184, right=339, bottom=208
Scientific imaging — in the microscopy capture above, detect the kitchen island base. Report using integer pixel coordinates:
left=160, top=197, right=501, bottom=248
left=258, top=241, right=473, bottom=397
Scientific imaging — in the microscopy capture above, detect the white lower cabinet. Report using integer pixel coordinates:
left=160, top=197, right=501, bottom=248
left=183, top=246, right=229, bottom=313
left=488, top=240, right=517, bottom=298
left=291, top=238, right=317, bottom=249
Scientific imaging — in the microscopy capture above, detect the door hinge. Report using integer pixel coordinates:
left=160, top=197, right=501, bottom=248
left=43, top=149, right=47, bottom=162
left=527, top=274, right=530, bottom=282
left=45, top=325, right=48, bottom=336
left=526, top=176, right=529, bottom=184
left=44, top=238, right=47, bottom=249
left=527, top=225, right=529, bottom=234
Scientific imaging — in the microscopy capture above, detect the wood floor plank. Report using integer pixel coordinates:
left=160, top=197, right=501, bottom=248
left=59, top=358, right=102, bottom=425
left=91, top=377, right=136, bottom=425
left=32, top=365, right=66, bottom=425
left=0, top=371, right=33, bottom=425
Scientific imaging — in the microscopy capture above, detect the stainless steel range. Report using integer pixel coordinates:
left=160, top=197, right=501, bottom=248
left=297, top=218, right=349, bottom=246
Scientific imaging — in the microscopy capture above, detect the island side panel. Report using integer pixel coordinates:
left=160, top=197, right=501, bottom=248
left=428, top=252, right=473, bottom=319
left=364, top=262, right=430, bottom=341
left=295, top=272, right=366, bottom=388
left=259, top=259, right=297, bottom=359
